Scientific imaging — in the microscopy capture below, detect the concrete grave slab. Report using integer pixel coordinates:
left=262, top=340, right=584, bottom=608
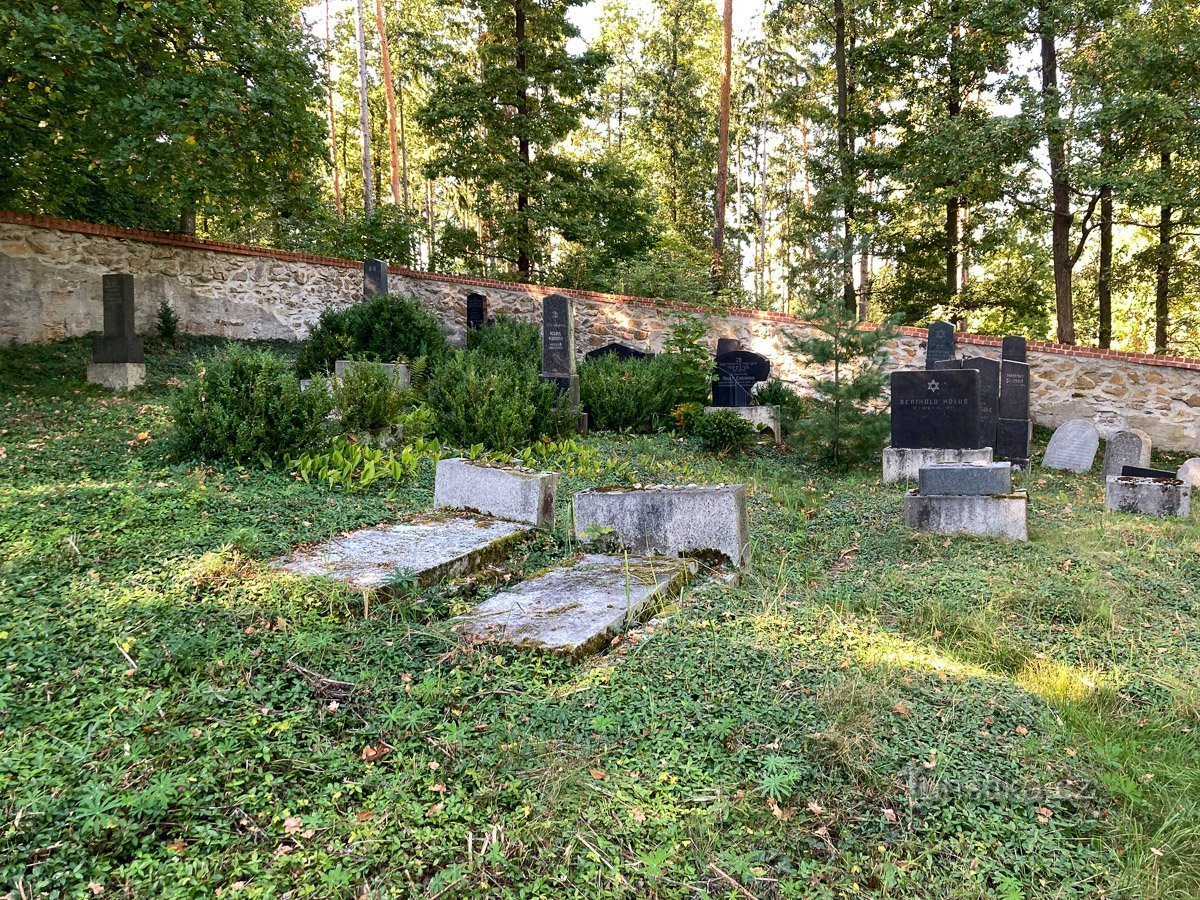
left=434, top=458, right=557, bottom=528
left=882, top=447, right=993, bottom=484
left=704, top=405, right=782, bottom=444
left=272, top=515, right=530, bottom=590
left=903, top=490, right=1029, bottom=541
left=573, top=484, right=750, bottom=566
left=918, top=461, right=1013, bottom=496
left=1105, top=477, right=1191, bottom=518
left=455, top=553, right=697, bottom=657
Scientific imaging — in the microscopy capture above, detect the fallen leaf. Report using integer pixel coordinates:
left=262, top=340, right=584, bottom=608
left=283, top=816, right=303, bottom=835
left=893, top=701, right=910, bottom=717
left=589, top=768, right=606, bottom=781
left=361, top=743, right=391, bottom=762
left=430, top=783, right=447, bottom=794
left=1015, top=725, right=1029, bottom=736
left=882, top=808, right=898, bottom=824
left=1036, top=806, right=1053, bottom=824
left=807, top=799, right=825, bottom=815
left=1151, top=847, right=1164, bottom=858
left=356, top=810, right=375, bottom=822
left=425, top=802, right=445, bottom=817
left=630, top=806, right=646, bottom=823
left=88, top=883, right=105, bottom=896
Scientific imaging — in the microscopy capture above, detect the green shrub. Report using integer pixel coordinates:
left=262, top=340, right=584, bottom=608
left=332, top=361, right=410, bottom=433
left=660, top=315, right=715, bottom=405
left=156, top=300, right=179, bottom=342
left=578, top=354, right=674, bottom=432
left=466, top=316, right=541, bottom=366
left=297, top=294, right=447, bottom=377
left=426, top=350, right=574, bottom=450
left=171, top=345, right=333, bottom=463
left=691, top=408, right=755, bottom=454
left=755, top=378, right=806, bottom=435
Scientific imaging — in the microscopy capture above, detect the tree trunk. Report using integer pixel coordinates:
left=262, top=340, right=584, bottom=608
left=713, top=0, right=733, bottom=292
left=833, top=0, right=855, bottom=315
left=1040, top=3, right=1074, bottom=344
left=515, top=0, right=530, bottom=277
left=1155, top=151, right=1172, bottom=354
left=354, top=0, right=374, bottom=216
left=326, top=0, right=343, bottom=217
left=946, top=10, right=960, bottom=299
left=374, top=0, right=402, bottom=207
left=1098, top=182, right=1112, bottom=348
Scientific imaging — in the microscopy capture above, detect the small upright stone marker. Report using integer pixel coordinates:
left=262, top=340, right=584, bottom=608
left=711, top=350, right=771, bottom=407
left=1177, top=458, right=1200, bottom=487
left=541, top=293, right=579, bottom=407
left=925, top=321, right=956, bottom=369
left=585, top=342, right=649, bottom=361
left=87, top=274, right=145, bottom=391
left=1001, top=335, right=1027, bottom=362
left=996, top=359, right=1031, bottom=466
left=1042, top=419, right=1099, bottom=472
left=363, top=259, right=389, bottom=298
left=716, top=337, right=742, bottom=355
left=466, top=292, right=488, bottom=330
left=1102, top=429, right=1151, bottom=478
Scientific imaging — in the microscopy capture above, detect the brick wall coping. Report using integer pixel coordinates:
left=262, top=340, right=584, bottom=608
left=4, top=209, right=1199, bottom=372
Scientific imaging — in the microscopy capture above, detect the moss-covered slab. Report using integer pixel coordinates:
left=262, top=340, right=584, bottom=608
left=271, top=516, right=529, bottom=590
left=455, top=554, right=697, bottom=657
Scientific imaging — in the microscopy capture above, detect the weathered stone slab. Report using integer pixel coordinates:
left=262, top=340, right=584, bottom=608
left=882, top=447, right=993, bottom=484
left=1043, top=419, right=1099, bottom=472
left=1105, top=477, right=1191, bottom=518
left=573, top=484, right=750, bottom=566
left=1102, top=429, right=1151, bottom=478
left=903, top=491, right=1029, bottom=541
left=272, top=515, right=529, bottom=590
left=92, top=273, right=144, bottom=364
left=363, top=258, right=388, bottom=298
left=703, top=405, right=782, bottom=444
left=1177, top=458, right=1200, bottom=487
left=87, top=362, right=145, bottom=391
left=455, top=554, right=697, bottom=657
left=918, top=461, right=1012, bottom=496
left=433, top=458, right=557, bottom=528
left=467, top=292, right=488, bottom=329
left=1002, top=335, right=1027, bottom=362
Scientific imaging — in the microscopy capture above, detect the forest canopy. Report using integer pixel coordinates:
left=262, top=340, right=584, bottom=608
left=1, top=0, right=1198, bottom=354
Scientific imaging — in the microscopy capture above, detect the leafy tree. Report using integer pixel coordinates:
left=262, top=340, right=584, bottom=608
left=0, top=0, right=328, bottom=233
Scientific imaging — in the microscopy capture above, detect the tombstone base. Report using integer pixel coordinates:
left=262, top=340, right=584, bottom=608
left=540, top=373, right=580, bottom=408
left=903, top=490, right=1028, bottom=541
left=1105, top=477, right=1191, bottom=518
left=882, top=447, right=993, bottom=485
left=87, top=362, right=145, bottom=391
left=704, top=405, right=782, bottom=444
left=434, top=458, right=557, bottom=528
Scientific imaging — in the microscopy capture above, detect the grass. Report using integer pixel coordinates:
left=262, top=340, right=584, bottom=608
left=1, top=336, right=1198, bottom=898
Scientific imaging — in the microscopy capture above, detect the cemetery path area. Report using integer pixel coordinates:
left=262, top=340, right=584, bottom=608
left=2, top=338, right=1199, bottom=899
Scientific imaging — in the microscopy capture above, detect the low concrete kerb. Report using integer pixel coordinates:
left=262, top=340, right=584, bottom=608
left=434, top=457, right=558, bottom=528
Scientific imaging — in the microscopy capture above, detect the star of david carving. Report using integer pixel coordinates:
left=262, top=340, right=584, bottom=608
left=927, top=379, right=941, bottom=393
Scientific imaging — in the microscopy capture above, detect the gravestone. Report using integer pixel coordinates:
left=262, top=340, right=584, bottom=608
left=918, top=461, right=1013, bottom=497
left=1102, top=429, right=1152, bottom=478
left=889, top=369, right=980, bottom=450
left=1042, top=420, right=1100, bottom=472
left=87, top=274, right=145, bottom=390
left=584, top=342, right=649, bottom=362
left=1177, top=458, right=1200, bottom=487
left=925, top=322, right=956, bottom=369
left=1106, top=477, right=1190, bottom=518
left=1002, top=336, right=1027, bottom=362
left=931, top=359, right=963, bottom=370
left=363, top=258, right=389, bottom=298
left=716, top=338, right=742, bottom=355
left=997, top=359, right=1031, bottom=465
left=540, top=293, right=579, bottom=407
left=963, top=357, right=1000, bottom=449
left=711, top=350, right=771, bottom=407
left=466, top=293, right=488, bottom=330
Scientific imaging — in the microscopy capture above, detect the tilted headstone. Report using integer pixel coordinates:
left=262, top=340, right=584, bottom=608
left=93, top=274, right=144, bottom=364
left=963, top=357, right=1000, bottom=449
left=1002, top=336, right=1027, bottom=362
left=716, top=338, right=742, bottom=355
left=1102, top=429, right=1152, bottom=478
left=889, top=369, right=981, bottom=450
left=925, top=321, right=956, bottom=369
left=1120, top=465, right=1178, bottom=480
left=466, top=293, right=488, bottom=330
left=1177, top=458, right=1200, bottom=487
left=1042, top=419, right=1100, bottom=472
left=711, top=350, right=771, bottom=407
left=584, top=342, right=650, bottom=362
left=363, top=258, right=389, bottom=298
left=540, top=293, right=579, bottom=406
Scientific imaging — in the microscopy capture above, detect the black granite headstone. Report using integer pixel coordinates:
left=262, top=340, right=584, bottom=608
left=541, top=294, right=575, bottom=377
left=996, top=418, right=1031, bottom=463
left=889, top=369, right=980, bottom=450
left=584, top=342, right=649, bottom=362
left=963, top=357, right=1000, bottom=449
left=931, top=359, right=962, bottom=369
left=363, top=259, right=389, bottom=298
left=998, top=360, right=1030, bottom=420
left=92, top=274, right=144, bottom=364
left=1120, top=465, right=1178, bottom=480
left=925, top=322, right=956, bottom=369
left=1002, top=335, right=1027, bottom=362
left=711, top=350, right=771, bottom=407
left=466, top=293, right=488, bottom=330
left=716, top=338, right=742, bottom=356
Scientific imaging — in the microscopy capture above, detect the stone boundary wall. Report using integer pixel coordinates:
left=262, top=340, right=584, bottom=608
left=2, top=210, right=1198, bottom=451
